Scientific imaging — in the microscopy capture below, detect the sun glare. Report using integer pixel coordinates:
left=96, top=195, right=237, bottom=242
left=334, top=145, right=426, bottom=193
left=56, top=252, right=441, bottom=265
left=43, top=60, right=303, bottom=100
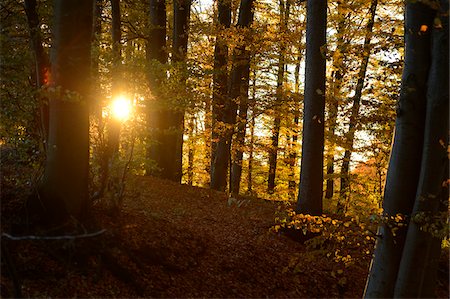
left=111, top=96, right=131, bottom=121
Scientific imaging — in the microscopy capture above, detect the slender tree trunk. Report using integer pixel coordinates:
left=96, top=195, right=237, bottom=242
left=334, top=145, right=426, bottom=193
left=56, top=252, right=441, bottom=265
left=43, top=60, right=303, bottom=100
left=268, top=0, right=290, bottom=194
left=324, top=2, right=346, bottom=201
left=210, top=0, right=254, bottom=191
left=230, top=63, right=251, bottom=196
left=324, top=70, right=342, bottom=200
left=146, top=0, right=167, bottom=176
left=187, top=114, right=195, bottom=185
left=364, top=2, right=435, bottom=297
left=288, top=43, right=302, bottom=200
left=337, top=0, right=378, bottom=214
left=295, top=0, right=327, bottom=215
left=394, top=2, right=448, bottom=295
left=247, top=78, right=257, bottom=195
left=170, top=0, right=191, bottom=182
left=211, top=0, right=232, bottom=175
left=38, top=0, right=93, bottom=222
left=24, top=0, right=50, bottom=147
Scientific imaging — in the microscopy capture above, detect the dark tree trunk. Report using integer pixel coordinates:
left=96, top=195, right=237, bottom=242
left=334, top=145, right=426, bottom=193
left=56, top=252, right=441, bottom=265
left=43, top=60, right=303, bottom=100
left=146, top=0, right=167, bottom=176
left=24, top=0, right=50, bottom=147
left=170, top=0, right=191, bottom=182
left=363, top=2, right=435, bottom=297
left=211, top=0, right=232, bottom=174
left=38, top=0, right=93, bottom=222
left=337, top=0, right=378, bottom=214
left=210, top=0, right=254, bottom=191
left=295, top=0, right=327, bottom=215
left=394, top=1, right=448, bottom=295
left=230, top=63, right=251, bottom=196
left=186, top=114, right=195, bottom=185
left=268, top=0, right=290, bottom=194
left=288, top=43, right=302, bottom=200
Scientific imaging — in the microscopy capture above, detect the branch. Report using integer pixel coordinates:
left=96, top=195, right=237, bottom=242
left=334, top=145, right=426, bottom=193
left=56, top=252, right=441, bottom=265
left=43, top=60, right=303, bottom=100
left=1, top=229, right=107, bottom=241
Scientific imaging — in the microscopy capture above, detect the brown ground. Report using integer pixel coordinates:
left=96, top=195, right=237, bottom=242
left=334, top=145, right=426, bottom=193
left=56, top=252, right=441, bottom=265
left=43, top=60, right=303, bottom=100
left=1, top=175, right=448, bottom=298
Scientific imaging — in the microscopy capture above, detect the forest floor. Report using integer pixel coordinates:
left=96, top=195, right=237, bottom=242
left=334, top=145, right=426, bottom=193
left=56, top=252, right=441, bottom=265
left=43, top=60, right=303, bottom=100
left=1, top=174, right=449, bottom=298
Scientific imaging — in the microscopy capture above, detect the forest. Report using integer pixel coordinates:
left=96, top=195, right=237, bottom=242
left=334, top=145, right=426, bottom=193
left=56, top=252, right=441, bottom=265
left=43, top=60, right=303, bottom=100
left=0, top=0, right=448, bottom=297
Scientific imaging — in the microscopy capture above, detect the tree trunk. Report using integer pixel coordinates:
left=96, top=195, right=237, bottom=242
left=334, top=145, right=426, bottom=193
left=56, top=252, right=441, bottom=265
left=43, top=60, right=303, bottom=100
left=210, top=0, right=254, bottom=191
left=337, top=0, right=378, bottom=214
left=170, top=0, right=191, bottom=182
left=363, top=2, right=435, bottom=297
left=394, top=2, right=448, bottom=295
left=295, top=0, right=327, bottom=215
left=211, top=0, right=232, bottom=175
left=230, top=63, right=251, bottom=196
left=24, top=0, right=50, bottom=147
left=247, top=78, right=257, bottom=195
left=268, top=0, right=290, bottom=194
left=187, top=114, right=195, bottom=185
left=146, top=0, right=167, bottom=176
left=38, top=0, right=93, bottom=222
left=324, top=2, right=346, bottom=200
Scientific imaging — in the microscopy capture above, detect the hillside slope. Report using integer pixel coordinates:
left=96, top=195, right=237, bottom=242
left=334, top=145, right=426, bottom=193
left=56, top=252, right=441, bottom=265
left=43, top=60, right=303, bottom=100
left=1, top=175, right=448, bottom=298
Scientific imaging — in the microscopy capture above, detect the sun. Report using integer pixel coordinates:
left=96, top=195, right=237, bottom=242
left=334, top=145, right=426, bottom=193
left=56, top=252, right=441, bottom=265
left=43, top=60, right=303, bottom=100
left=111, top=95, right=131, bottom=121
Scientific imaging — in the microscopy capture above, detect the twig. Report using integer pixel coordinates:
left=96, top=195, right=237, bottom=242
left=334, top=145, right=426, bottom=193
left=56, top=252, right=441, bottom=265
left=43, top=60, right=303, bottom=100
left=1, top=229, right=107, bottom=241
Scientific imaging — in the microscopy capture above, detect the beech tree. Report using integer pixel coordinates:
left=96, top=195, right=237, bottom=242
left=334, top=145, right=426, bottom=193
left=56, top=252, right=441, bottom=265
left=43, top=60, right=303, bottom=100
left=364, top=0, right=448, bottom=297
left=146, top=0, right=168, bottom=177
left=211, top=0, right=232, bottom=175
left=295, top=0, right=327, bottom=215
left=37, top=0, right=93, bottom=221
left=171, top=0, right=192, bottom=182
left=337, top=0, right=378, bottom=213
left=210, top=0, right=254, bottom=191
left=267, top=0, right=290, bottom=194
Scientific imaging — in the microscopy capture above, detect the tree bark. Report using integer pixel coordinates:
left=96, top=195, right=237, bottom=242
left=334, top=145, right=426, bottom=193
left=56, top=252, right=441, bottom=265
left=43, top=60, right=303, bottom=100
left=295, top=0, right=327, bottom=215
left=288, top=43, right=302, bottom=200
left=247, top=78, right=257, bottom=195
left=210, top=0, right=254, bottom=191
left=230, top=63, right=251, bottom=196
left=268, top=0, right=290, bottom=194
left=394, top=1, right=448, bottom=295
left=170, top=0, right=191, bottom=182
left=38, top=0, right=93, bottom=222
left=211, top=0, right=232, bottom=175
left=337, top=0, right=378, bottom=214
left=363, top=2, right=435, bottom=297
left=146, top=0, right=168, bottom=176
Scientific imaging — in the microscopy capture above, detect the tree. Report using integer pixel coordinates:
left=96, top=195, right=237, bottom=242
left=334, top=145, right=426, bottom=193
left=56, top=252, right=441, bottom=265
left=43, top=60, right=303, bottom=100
left=210, top=0, right=254, bottom=191
left=364, top=1, right=447, bottom=297
left=267, top=0, right=290, bottom=194
left=37, top=0, right=93, bottom=221
left=170, top=0, right=192, bottom=182
left=146, top=0, right=168, bottom=176
left=211, top=0, right=232, bottom=176
left=295, top=0, right=327, bottom=215
left=337, top=0, right=378, bottom=214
